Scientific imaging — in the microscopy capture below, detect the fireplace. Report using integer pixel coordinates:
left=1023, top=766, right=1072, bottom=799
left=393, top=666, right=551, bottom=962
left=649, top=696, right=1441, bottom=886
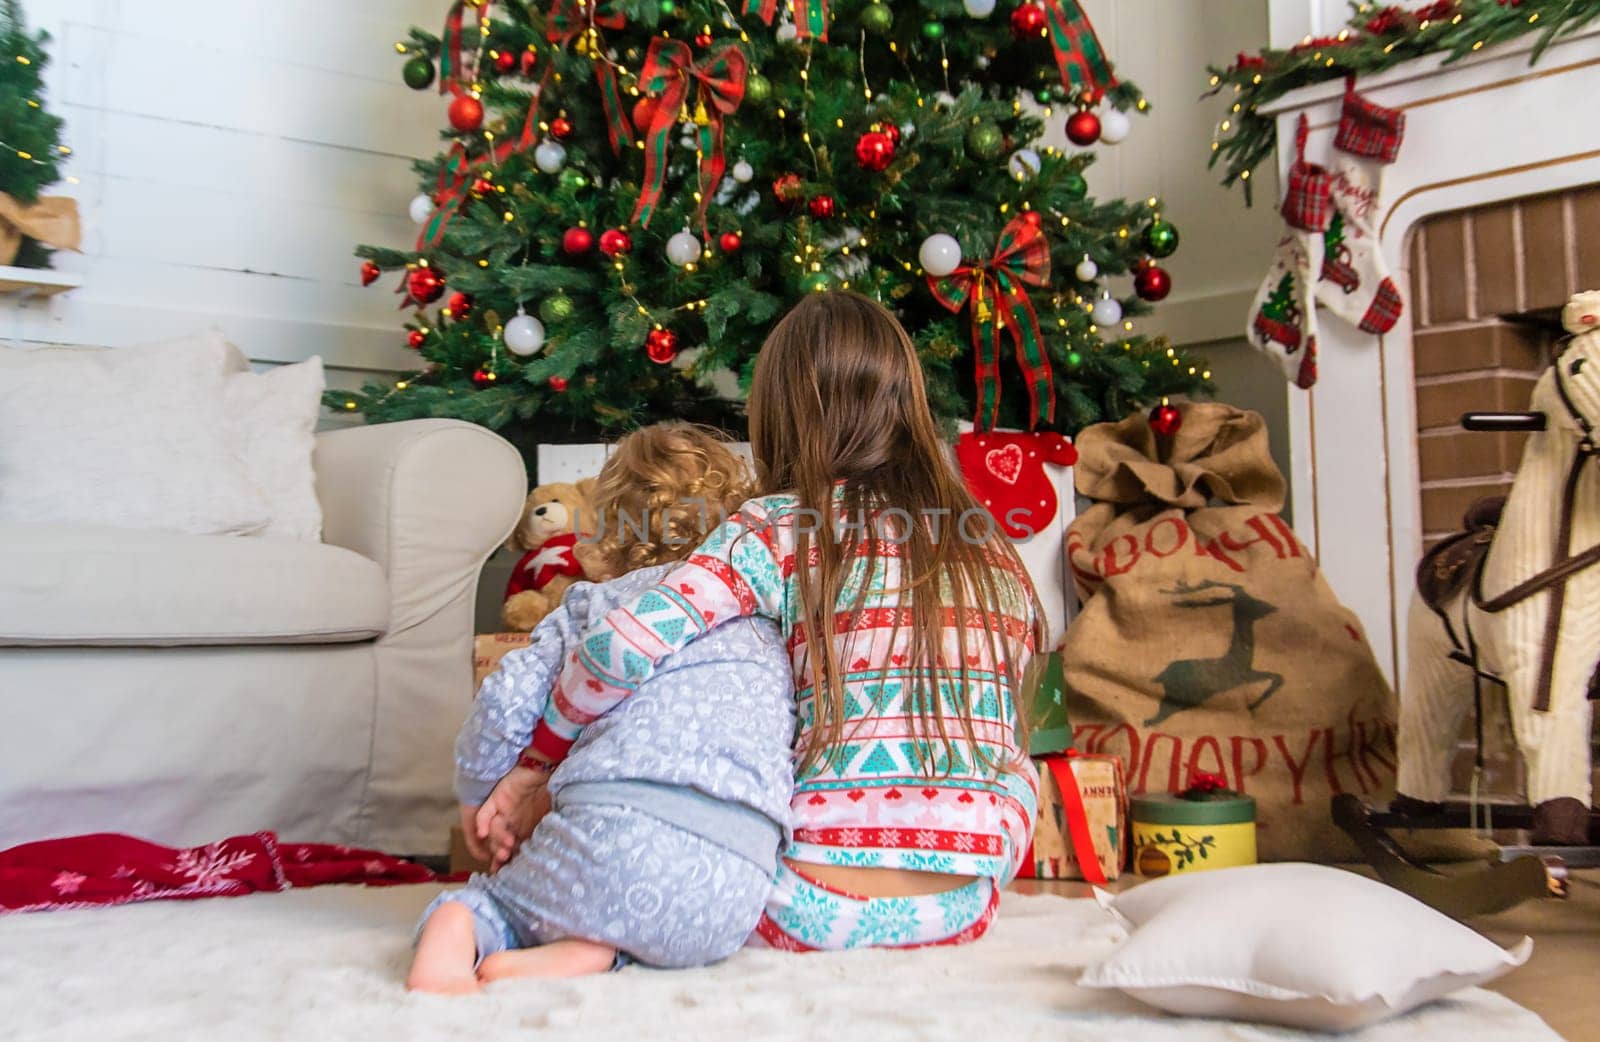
left=1259, top=26, right=1600, bottom=695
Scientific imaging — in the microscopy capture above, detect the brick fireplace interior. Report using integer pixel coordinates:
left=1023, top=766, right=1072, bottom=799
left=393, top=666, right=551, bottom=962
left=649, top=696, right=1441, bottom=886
left=1407, top=184, right=1600, bottom=800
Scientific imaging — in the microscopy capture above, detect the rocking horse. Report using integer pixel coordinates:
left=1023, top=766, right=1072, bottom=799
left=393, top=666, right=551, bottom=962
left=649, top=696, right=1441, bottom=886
left=1334, top=290, right=1600, bottom=916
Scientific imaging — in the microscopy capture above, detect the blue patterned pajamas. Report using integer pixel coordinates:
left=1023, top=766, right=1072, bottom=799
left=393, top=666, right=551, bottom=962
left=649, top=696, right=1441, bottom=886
left=749, top=861, right=999, bottom=952
left=424, top=802, right=773, bottom=969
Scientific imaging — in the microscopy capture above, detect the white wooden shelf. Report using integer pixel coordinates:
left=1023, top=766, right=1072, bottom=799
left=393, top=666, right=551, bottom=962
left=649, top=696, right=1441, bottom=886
left=0, top=265, right=82, bottom=298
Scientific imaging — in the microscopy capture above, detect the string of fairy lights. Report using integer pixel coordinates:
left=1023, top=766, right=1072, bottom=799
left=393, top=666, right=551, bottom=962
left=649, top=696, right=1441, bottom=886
left=5, top=50, right=76, bottom=182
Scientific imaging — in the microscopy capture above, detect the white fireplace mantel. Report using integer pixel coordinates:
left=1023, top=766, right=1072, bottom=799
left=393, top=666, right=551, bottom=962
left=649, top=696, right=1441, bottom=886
left=1258, top=27, right=1600, bottom=689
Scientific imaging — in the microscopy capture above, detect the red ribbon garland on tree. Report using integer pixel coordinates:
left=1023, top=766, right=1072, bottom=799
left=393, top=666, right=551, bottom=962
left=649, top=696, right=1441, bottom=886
left=631, top=38, right=747, bottom=232
left=417, top=0, right=552, bottom=251
left=928, top=214, right=1056, bottom=432
left=1042, top=0, right=1118, bottom=98
left=741, top=0, right=829, bottom=41
left=546, top=0, right=634, bottom=155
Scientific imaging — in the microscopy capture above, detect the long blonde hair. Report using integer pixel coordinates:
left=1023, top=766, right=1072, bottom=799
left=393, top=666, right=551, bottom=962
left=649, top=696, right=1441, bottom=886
left=747, top=291, right=1046, bottom=776
left=578, top=422, right=753, bottom=580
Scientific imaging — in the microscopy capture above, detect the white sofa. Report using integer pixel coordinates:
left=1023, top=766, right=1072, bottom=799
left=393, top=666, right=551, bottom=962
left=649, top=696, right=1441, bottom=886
left=0, top=419, right=526, bottom=856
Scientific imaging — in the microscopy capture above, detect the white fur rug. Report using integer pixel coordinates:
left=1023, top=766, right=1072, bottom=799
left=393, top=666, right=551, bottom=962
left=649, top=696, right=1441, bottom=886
left=0, top=885, right=1561, bottom=1042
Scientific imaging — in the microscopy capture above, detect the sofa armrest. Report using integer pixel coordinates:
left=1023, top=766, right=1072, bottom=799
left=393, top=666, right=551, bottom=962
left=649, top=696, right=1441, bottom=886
left=314, top=419, right=527, bottom=633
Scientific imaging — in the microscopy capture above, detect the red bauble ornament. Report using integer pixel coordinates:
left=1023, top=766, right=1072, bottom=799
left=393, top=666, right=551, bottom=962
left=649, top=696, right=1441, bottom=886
left=562, top=227, right=595, bottom=255
left=471, top=177, right=495, bottom=197
left=446, top=291, right=473, bottom=318
left=719, top=231, right=742, bottom=253
left=548, top=376, right=569, bottom=392
left=550, top=116, right=573, bottom=139
left=406, top=267, right=445, bottom=304
left=772, top=173, right=804, bottom=206
left=521, top=49, right=539, bottom=75
left=598, top=228, right=633, bottom=257
left=1010, top=2, right=1047, bottom=38
left=360, top=260, right=381, bottom=286
left=1066, top=108, right=1102, bottom=146
left=875, top=121, right=901, bottom=147
left=493, top=50, right=517, bottom=73
left=694, top=31, right=714, bottom=47
left=448, top=94, right=485, bottom=132
left=808, top=194, right=836, bottom=219
left=407, top=330, right=427, bottom=349
left=472, top=368, right=495, bottom=387
left=1148, top=402, right=1182, bottom=437
left=645, top=328, right=680, bottom=364
left=632, top=96, right=659, bottom=133
left=854, top=130, right=895, bottom=172
left=1134, top=263, right=1172, bottom=302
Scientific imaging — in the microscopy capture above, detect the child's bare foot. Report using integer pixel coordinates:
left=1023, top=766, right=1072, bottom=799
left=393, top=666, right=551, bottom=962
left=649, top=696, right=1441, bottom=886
left=477, top=939, right=618, bottom=982
left=408, top=902, right=481, bottom=994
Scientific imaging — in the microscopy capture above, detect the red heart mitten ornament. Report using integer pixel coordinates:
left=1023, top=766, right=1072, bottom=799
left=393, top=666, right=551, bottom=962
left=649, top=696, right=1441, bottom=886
left=956, top=430, right=1078, bottom=539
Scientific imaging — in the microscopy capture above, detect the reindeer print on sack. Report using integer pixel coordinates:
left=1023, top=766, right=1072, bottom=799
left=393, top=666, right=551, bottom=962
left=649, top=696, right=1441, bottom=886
left=1147, top=581, right=1286, bottom=727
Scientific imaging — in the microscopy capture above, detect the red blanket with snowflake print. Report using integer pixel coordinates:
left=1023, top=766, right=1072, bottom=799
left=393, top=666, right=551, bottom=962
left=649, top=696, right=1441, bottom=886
left=0, top=832, right=445, bottom=914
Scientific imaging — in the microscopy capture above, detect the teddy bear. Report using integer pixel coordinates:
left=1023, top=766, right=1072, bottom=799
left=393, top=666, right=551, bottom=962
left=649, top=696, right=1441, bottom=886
left=501, top=478, right=595, bottom=632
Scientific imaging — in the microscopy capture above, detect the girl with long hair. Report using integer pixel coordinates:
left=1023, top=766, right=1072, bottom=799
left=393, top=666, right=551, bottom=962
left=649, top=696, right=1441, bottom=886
left=520, top=291, right=1045, bottom=950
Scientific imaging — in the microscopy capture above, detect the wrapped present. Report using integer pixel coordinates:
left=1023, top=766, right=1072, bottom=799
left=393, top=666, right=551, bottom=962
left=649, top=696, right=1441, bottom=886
left=473, top=632, right=532, bottom=692
left=1020, top=751, right=1126, bottom=883
left=1131, top=773, right=1257, bottom=878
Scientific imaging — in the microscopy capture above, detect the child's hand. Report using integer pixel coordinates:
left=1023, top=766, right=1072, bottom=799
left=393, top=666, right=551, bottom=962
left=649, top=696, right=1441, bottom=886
left=475, top=765, right=552, bottom=873
left=460, top=803, right=491, bottom=863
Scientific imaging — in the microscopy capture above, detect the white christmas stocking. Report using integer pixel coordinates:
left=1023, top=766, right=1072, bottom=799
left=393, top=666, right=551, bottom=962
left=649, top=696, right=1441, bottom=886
left=1247, top=115, right=1328, bottom=389
left=1317, top=78, right=1406, bottom=334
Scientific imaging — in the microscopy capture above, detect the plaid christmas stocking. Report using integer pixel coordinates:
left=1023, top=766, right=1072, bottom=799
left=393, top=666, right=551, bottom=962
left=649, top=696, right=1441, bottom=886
left=1247, top=115, right=1328, bottom=389
left=1317, top=77, right=1405, bottom=334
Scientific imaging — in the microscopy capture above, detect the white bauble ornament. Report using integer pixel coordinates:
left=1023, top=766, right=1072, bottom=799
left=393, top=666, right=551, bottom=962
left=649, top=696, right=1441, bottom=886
left=933, top=91, right=957, bottom=109
left=503, top=311, right=546, bottom=356
left=775, top=21, right=798, bottom=43
left=919, top=233, right=962, bottom=277
left=732, top=159, right=754, bottom=183
left=408, top=193, right=434, bottom=225
left=1091, top=293, right=1123, bottom=326
left=1099, top=108, right=1131, bottom=145
left=666, top=229, right=703, bottom=267
left=534, top=140, right=567, bottom=173
left=1074, top=255, right=1098, bottom=281
left=963, top=0, right=997, bottom=16
left=1008, top=148, right=1041, bottom=181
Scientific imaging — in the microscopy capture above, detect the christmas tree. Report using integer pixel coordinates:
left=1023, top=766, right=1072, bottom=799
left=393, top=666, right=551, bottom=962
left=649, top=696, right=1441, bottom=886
left=0, top=0, right=71, bottom=269
left=337, top=0, right=1213, bottom=450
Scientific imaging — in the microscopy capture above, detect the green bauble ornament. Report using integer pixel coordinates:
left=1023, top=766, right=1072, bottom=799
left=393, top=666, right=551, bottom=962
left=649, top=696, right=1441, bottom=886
left=965, top=121, right=1003, bottom=161
left=744, top=73, right=772, bottom=106
left=1066, top=350, right=1083, bottom=367
left=921, top=20, right=945, bottom=40
left=800, top=271, right=832, bottom=294
left=1062, top=172, right=1088, bottom=200
left=540, top=293, right=576, bottom=323
left=559, top=168, right=589, bottom=191
left=1144, top=219, right=1180, bottom=257
left=658, top=0, right=677, bottom=15
left=402, top=55, right=436, bottom=91
left=860, top=1, right=894, bottom=35
left=1034, top=87, right=1055, bottom=104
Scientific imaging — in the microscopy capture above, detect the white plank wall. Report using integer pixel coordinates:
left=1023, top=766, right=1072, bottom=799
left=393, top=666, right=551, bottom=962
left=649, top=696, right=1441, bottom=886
left=5, top=0, right=444, bottom=389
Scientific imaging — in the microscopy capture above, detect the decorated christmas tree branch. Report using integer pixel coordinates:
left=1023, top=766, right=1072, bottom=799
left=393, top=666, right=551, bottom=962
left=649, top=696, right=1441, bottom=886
left=1207, top=0, right=1600, bottom=204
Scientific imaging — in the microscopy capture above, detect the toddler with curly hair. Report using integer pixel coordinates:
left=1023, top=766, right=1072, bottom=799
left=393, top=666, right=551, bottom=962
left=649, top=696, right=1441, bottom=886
left=408, top=422, right=794, bottom=991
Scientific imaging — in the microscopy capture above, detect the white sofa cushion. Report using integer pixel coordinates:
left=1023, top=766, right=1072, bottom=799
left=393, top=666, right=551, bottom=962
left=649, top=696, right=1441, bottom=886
left=0, top=332, right=270, bottom=536
left=0, top=524, right=388, bottom=645
left=224, top=356, right=326, bottom=542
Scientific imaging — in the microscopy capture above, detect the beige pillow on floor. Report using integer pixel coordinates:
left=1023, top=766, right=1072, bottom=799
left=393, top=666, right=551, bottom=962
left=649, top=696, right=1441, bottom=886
left=1079, top=863, right=1532, bottom=1032
left=0, top=331, right=271, bottom=535
left=224, top=356, right=325, bottom=541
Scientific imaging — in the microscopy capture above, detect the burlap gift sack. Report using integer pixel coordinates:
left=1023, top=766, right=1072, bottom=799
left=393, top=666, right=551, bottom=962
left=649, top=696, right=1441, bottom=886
left=1061, top=403, right=1396, bottom=861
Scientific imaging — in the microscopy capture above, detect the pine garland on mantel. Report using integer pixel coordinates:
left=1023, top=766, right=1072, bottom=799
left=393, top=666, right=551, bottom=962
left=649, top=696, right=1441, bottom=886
left=1206, top=0, right=1600, bottom=204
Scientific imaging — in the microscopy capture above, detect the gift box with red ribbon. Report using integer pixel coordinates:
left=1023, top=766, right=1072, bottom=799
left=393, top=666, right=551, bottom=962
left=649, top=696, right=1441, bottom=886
left=1018, top=750, right=1126, bottom=883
